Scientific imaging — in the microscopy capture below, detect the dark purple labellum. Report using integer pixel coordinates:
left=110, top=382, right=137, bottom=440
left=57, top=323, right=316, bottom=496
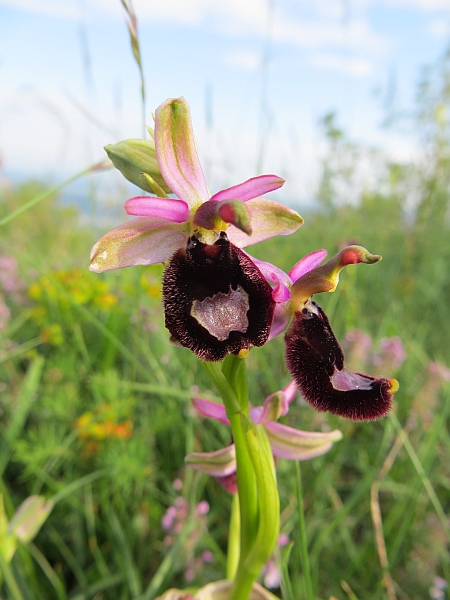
left=163, top=232, right=275, bottom=361
left=285, top=301, right=398, bottom=421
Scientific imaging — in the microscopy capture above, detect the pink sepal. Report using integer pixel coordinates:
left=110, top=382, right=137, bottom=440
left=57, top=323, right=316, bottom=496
left=89, top=217, right=188, bottom=273
left=209, top=174, right=285, bottom=203
left=155, top=97, right=209, bottom=207
left=192, top=397, right=230, bottom=425
left=289, top=249, right=328, bottom=282
left=250, top=381, right=297, bottom=424
left=282, top=381, right=298, bottom=408
left=125, top=196, right=190, bottom=223
left=249, top=257, right=292, bottom=302
left=268, top=301, right=292, bottom=340
left=185, top=444, right=236, bottom=477
left=265, top=422, right=343, bottom=460
left=226, top=198, right=303, bottom=248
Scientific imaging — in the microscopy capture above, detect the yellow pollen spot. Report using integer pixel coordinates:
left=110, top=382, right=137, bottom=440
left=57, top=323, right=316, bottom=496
left=388, top=379, right=399, bottom=394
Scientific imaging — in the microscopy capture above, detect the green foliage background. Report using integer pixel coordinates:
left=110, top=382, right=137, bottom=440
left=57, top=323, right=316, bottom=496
left=1, top=53, right=450, bottom=600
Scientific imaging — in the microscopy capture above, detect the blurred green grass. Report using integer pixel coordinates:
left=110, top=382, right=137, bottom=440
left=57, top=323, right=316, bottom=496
left=1, top=101, right=450, bottom=600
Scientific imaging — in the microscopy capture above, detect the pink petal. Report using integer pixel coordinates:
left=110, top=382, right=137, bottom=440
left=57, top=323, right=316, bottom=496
left=155, top=97, right=209, bottom=207
left=89, top=217, right=188, bottom=273
left=226, top=198, right=303, bottom=248
left=289, top=249, right=328, bottom=283
left=185, top=444, right=236, bottom=477
left=282, top=381, right=298, bottom=408
left=249, top=257, right=292, bottom=302
left=250, top=391, right=286, bottom=424
left=209, top=174, right=285, bottom=203
left=268, top=301, right=293, bottom=340
left=250, top=381, right=297, bottom=424
left=125, top=196, right=190, bottom=223
left=265, top=422, right=343, bottom=460
left=192, top=397, right=230, bottom=425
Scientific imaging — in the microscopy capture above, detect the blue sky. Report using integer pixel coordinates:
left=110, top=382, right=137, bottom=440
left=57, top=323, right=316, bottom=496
left=1, top=0, right=450, bottom=205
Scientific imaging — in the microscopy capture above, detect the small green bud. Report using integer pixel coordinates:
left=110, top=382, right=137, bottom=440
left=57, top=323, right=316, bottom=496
left=104, top=139, right=171, bottom=194
left=8, top=495, right=53, bottom=544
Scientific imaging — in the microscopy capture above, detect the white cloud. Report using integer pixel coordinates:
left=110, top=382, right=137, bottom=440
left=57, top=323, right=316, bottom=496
left=312, top=53, right=374, bottom=77
left=224, top=50, right=261, bottom=71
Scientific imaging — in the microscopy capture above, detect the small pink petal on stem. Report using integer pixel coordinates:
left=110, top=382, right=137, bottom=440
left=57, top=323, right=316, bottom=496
left=155, top=97, right=209, bottom=208
left=226, top=198, right=303, bottom=248
left=185, top=444, right=236, bottom=477
left=283, top=381, right=298, bottom=408
left=289, top=249, right=328, bottom=283
left=209, top=174, right=285, bottom=202
left=192, top=397, right=230, bottom=425
left=89, top=218, right=188, bottom=272
left=265, top=422, right=343, bottom=460
left=250, top=381, right=297, bottom=424
left=125, top=196, right=189, bottom=223
left=251, top=392, right=285, bottom=424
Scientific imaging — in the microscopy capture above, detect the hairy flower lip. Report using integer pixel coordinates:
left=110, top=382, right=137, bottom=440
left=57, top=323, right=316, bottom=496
left=285, top=302, right=398, bottom=421
left=162, top=233, right=275, bottom=361
left=251, top=247, right=398, bottom=421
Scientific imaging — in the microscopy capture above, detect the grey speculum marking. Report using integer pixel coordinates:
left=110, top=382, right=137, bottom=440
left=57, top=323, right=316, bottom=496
left=191, top=285, right=250, bottom=341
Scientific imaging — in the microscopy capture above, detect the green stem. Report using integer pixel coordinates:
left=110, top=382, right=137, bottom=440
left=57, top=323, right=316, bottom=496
left=202, top=357, right=281, bottom=600
left=295, top=461, right=314, bottom=600
left=227, top=493, right=241, bottom=580
left=201, top=362, right=240, bottom=414
left=0, top=160, right=110, bottom=227
left=202, top=358, right=258, bottom=600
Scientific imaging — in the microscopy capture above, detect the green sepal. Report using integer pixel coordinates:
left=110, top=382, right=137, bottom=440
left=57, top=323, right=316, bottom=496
left=104, top=139, right=171, bottom=194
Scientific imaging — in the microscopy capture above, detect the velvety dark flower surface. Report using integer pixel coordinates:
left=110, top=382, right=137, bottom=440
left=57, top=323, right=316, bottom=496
left=163, top=232, right=275, bottom=361
left=285, top=301, right=398, bottom=421
left=253, top=246, right=399, bottom=420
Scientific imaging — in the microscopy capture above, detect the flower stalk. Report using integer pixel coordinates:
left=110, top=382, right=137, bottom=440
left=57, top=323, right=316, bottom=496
left=203, top=355, right=280, bottom=600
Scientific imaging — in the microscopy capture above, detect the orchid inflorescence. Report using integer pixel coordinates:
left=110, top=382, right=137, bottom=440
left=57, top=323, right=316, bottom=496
left=90, top=96, right=398, bottom=422
left=89, top=96, right=399, bottom=600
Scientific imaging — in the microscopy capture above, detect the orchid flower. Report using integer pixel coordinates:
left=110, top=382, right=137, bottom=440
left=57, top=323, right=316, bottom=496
left=252, top=247, right=399, bottom=421
left=89, top=97, right=303, bottom=361
left=185, top=381, right=342, bottom=489
left=89, top=97, right=302, bottom=272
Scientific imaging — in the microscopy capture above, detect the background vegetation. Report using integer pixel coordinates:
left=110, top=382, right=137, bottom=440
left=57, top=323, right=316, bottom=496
left=1, top=50, right=450, bottom=600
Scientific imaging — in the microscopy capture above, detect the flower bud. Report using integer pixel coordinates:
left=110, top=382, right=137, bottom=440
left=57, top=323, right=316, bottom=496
left=7, top=495, right=53, bottom=544
left=104, top=139, right=171, bottom=195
